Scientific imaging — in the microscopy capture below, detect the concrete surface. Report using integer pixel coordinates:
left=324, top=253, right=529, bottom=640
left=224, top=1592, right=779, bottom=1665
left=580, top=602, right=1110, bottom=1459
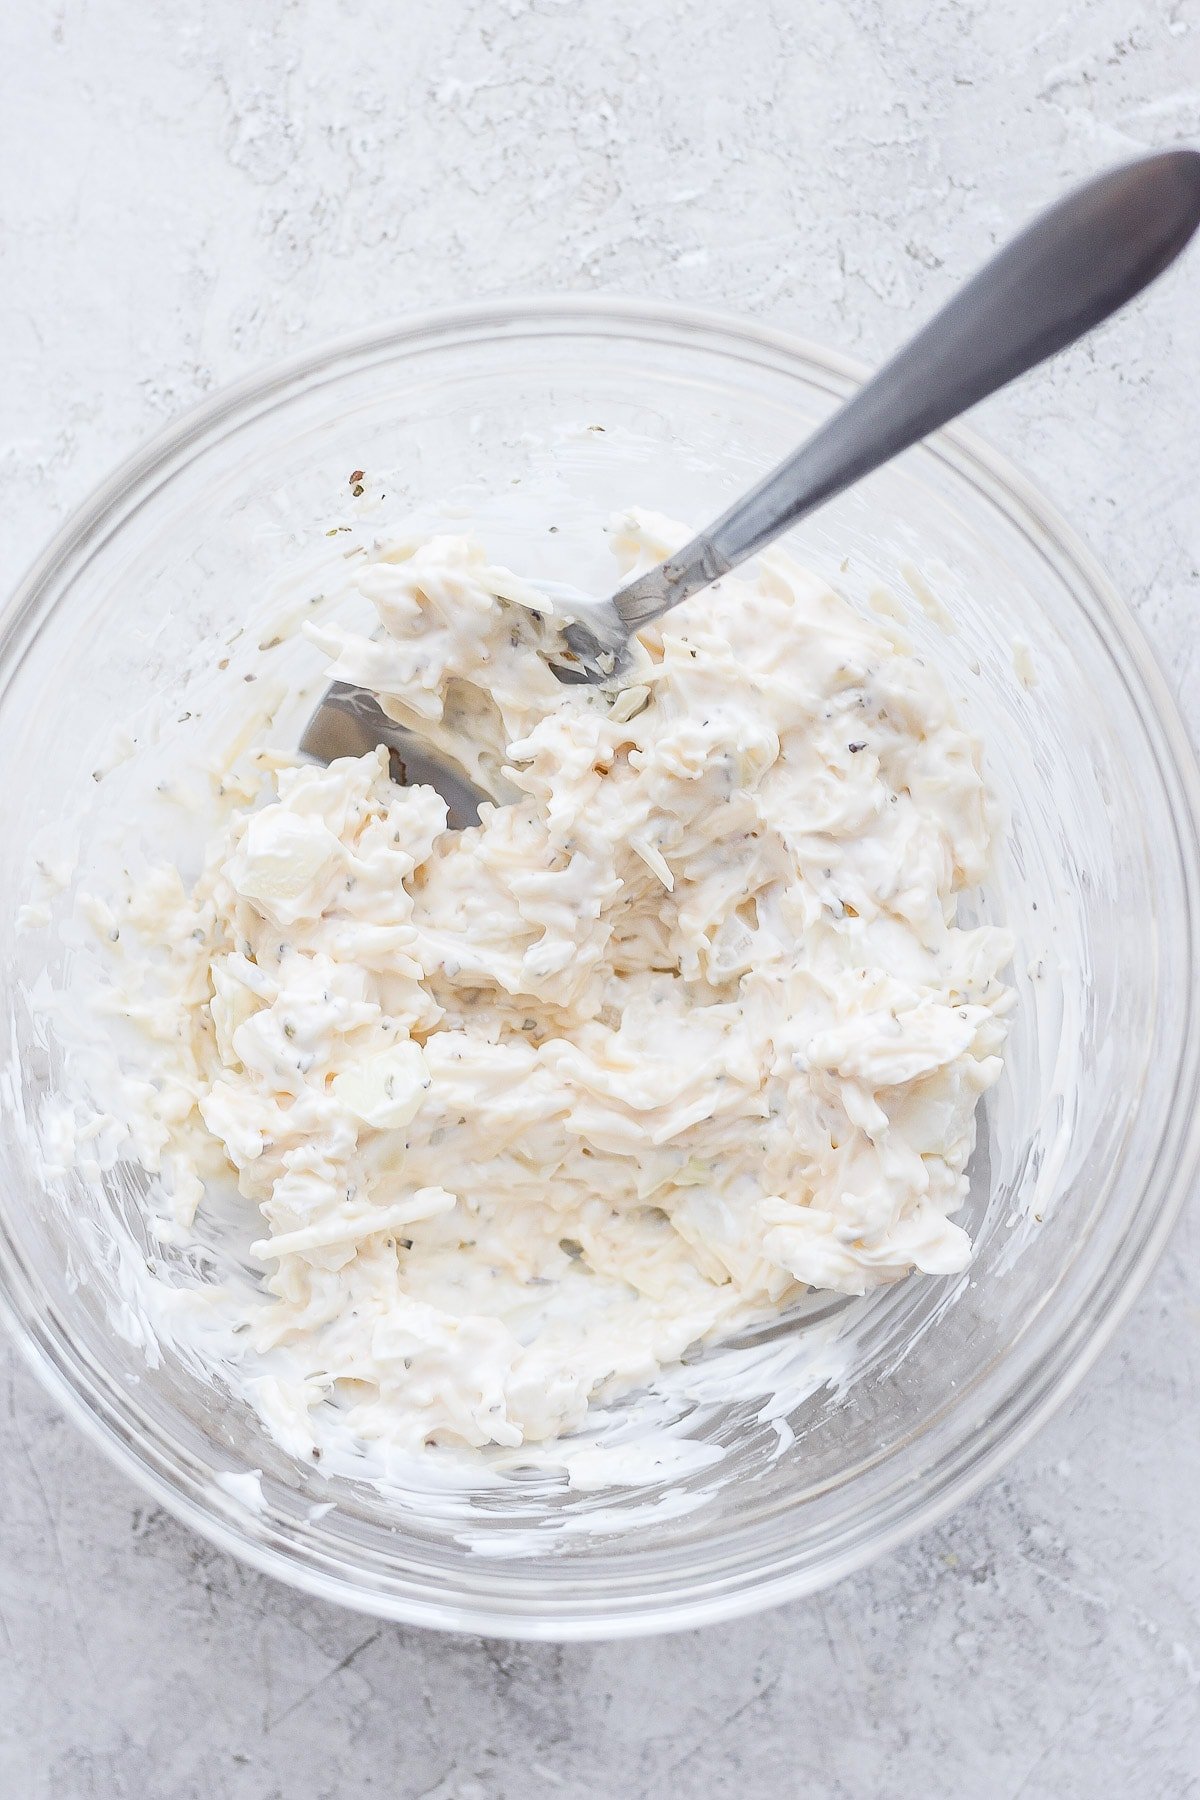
left=2, top=1, right=1199, bottom=1795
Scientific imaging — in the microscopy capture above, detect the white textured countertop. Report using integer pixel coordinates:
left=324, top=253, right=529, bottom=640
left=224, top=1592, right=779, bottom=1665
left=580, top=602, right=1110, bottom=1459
left=2, top=3, right=1199, bottom=1795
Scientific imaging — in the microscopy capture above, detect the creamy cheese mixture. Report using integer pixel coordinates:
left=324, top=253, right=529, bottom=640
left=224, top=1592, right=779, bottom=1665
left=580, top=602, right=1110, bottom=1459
left=92, top=511, right=1012, bottom=1459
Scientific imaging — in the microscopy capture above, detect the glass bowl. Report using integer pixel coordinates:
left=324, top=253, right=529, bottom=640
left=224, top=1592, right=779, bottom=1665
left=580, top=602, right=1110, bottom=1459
left=2, top=299, right=1198, bottom=1639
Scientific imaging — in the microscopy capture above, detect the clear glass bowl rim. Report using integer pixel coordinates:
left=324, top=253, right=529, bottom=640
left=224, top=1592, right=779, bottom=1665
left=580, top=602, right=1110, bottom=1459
left=2, top=295, right=1199, bottom=1639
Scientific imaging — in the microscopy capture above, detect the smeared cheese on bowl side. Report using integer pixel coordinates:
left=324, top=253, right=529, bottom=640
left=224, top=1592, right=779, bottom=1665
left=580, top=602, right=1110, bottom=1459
left=83, top=509, right=1013, bottom=1461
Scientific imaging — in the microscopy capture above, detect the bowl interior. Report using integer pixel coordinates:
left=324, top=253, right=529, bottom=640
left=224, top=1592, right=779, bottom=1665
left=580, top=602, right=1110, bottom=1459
left=1, top=303, right=1196, bottom=1635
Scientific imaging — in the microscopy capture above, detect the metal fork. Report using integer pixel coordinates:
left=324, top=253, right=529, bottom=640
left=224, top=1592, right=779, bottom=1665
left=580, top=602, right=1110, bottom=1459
left=302, top=149, right=1200, bottom=808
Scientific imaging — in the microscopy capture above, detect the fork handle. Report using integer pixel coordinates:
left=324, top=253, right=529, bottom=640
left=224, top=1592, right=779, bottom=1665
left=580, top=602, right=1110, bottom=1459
left=612, top=149, right=1200, bottom=634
